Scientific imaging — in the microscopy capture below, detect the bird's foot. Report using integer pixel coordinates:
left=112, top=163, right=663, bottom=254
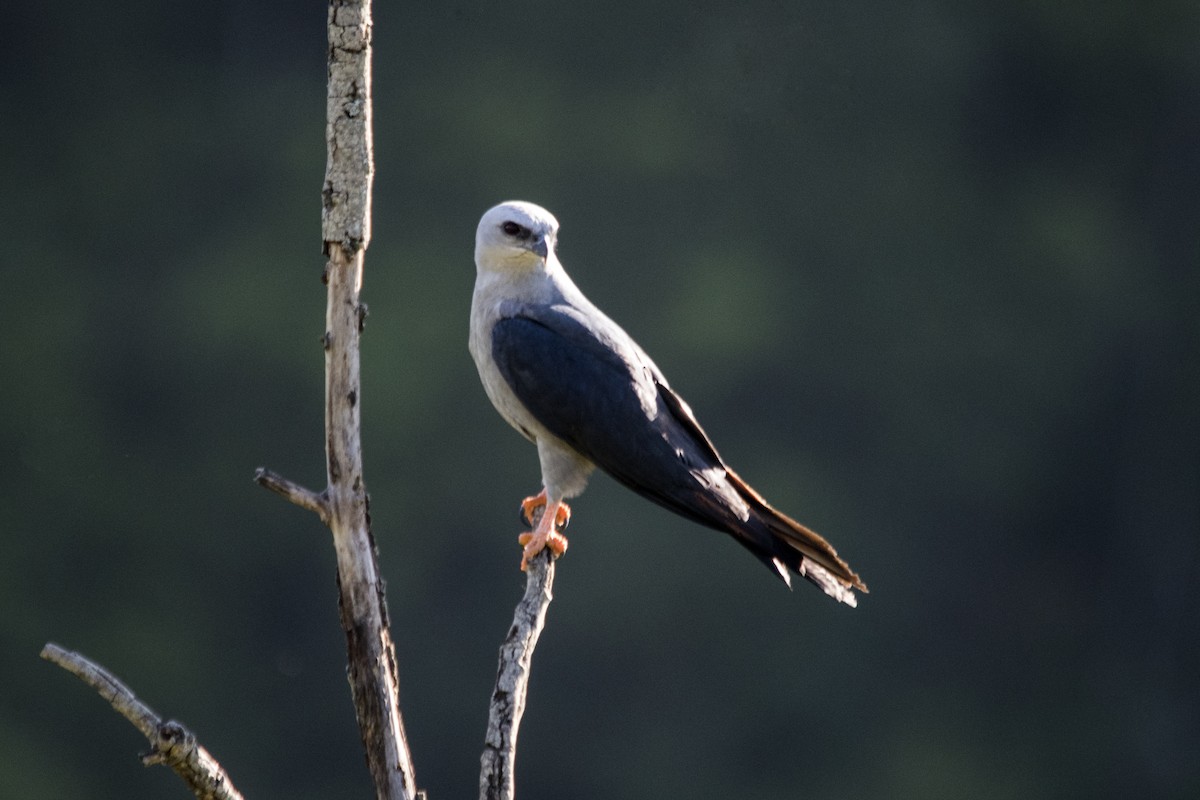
left=519, top=490, right=570, bottom=530
left=518, top=528, right=569, bottom=570
left=517, top=494, right=571, bottom=570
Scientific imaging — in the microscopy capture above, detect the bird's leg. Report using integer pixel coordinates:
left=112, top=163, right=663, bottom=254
left=517, top=490, right=570, bottom=571
left=519, top=489, right=570, bottom=529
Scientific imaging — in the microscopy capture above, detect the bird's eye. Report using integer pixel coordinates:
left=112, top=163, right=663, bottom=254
left=501, top=221, right=531, bottom=240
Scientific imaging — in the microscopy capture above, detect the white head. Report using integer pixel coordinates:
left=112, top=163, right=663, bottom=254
left=475, top=201, right=560, bottom=274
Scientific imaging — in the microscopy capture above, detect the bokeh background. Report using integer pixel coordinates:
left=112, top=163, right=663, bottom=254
left=2, top=2, right=1197, bottom=798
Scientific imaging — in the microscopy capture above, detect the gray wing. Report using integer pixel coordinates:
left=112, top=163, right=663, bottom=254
left=490, top=304, right=867, bottom=601
left=490, top=305, right=739, bottom=528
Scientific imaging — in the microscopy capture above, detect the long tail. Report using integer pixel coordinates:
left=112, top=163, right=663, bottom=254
left=727, top=467, right=867, bottom=607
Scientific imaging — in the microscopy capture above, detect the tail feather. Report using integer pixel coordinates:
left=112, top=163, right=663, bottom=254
left=795, top=557, right=860, bottom=607
left=726, top=467, right=868, bottom=606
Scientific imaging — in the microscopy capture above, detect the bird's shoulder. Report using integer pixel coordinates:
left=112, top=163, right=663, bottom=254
left=498, top=298, right=660, bottom=377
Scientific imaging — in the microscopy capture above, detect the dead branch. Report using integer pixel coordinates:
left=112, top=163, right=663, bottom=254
left=41, top=643, right=245, bottom=800
left=254, top=467, right=330, bottom=523
left=479, top=549, right=558, bottom=800
left=255, top=1, right=420, bottom=798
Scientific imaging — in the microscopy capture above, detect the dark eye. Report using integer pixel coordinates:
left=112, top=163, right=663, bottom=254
left=501, top=221, right=531, bottom=240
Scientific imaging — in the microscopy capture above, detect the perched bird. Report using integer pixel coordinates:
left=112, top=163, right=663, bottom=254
left=470, top=201, right=867, bottom=606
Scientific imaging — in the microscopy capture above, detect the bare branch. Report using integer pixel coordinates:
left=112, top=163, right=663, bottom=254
left=480, top=549, right=558, bottom=800
left=52, top=4, right=421, bottom=799
left=253, top=468, right=329, bottom=523
left=323, top=0, right=375, bottom=254
left=323, top=245, right=419, bottom=800
left=41, top=643, right=245, bottom=800
left=258, top=3, right=419, bottom=798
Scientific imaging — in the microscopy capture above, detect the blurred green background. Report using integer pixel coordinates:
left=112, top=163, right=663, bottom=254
left=2, top=2, right=1196, bottom=798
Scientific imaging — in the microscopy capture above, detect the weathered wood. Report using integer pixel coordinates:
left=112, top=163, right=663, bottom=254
left=479, top=548, right=557, bottom=800
left=323, top=0, right=374, bottom=254
left=41, top=644, right=245, bottom=800
left=323, top=244, right=419, bottom=800
left=258, top=2, right=420, bottom=798
left=254, top=467, right=330, bottom=523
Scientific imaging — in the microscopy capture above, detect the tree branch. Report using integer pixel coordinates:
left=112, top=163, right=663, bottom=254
left=323, top=0, right=374, bottom=255
left=255, top=1, right=420, bottom=800
left=40, top=643, right=245, bottom=800
left=256, top=2, right=420, bottom=799
left=323, top=244, right=419, bottom=800
left=253, top=468, right=329, bottom=523
left=479, top=549, right=558, bottom=800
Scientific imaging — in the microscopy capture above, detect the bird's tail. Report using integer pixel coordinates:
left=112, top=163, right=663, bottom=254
left=726, top=468, right=868, bottom=607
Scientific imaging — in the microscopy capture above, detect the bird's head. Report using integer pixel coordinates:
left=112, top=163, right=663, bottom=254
left=475, top=201, right=560, bottom=275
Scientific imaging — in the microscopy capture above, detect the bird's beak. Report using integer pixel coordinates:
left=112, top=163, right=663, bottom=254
left=530, top=235, right=548, bottom=260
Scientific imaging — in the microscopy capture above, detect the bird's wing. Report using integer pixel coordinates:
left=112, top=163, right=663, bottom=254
left=490, top=305, right=865, bottom=599
left=490, top=305, right=735, bottom=526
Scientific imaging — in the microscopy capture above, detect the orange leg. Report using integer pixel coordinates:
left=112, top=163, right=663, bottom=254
left=517, top=490, right=570, bottom=570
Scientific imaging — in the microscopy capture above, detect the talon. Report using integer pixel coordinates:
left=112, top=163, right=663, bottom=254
left=519, top=491, right=546, bottom=526
left=519, top=529, right=569, bottom=570
left=517, top=495, right=571, bottom=570
left=519, top=490, right=571, bottom=530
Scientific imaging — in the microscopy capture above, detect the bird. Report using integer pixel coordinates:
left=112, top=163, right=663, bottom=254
left=469, top=200, right=867, bottom=606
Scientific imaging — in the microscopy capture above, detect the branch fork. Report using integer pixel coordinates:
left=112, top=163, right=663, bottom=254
left=253, top=468, right=330, bottom=524
left=41, top=643, right=245, bottom=800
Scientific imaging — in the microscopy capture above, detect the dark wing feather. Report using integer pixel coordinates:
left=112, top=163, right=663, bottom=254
left=491, top=310, right=732, bottom=521
left=491, top=308, right=865, bottom=600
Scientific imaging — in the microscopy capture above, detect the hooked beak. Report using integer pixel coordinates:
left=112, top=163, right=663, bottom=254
left=530, top=235, right=548, bottom=259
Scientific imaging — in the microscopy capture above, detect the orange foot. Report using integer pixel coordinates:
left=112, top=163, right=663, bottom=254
left=517, top=490, right=571, bottom=571
left=519, top=489, right=570, bottom=530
